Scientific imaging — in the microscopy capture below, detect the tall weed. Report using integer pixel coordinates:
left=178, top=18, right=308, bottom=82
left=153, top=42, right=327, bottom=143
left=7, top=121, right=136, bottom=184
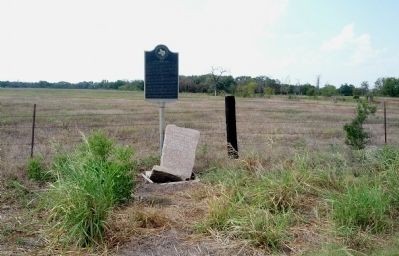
left=45, top=131, right=137, bottom=246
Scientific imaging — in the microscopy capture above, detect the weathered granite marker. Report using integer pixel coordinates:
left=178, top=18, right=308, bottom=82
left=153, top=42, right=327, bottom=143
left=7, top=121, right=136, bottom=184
left=150, top=125, right=200, bottom=182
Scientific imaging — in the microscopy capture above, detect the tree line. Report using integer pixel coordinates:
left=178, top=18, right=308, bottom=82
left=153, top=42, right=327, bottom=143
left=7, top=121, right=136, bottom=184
left=1, top=76, right=399, bottom=97
left=0, top=80, right=144, bottom=91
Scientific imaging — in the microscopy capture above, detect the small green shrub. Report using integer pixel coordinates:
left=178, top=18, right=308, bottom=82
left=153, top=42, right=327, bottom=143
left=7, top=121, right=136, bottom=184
left=27, top=156, right=53, bottom=182
left=332, top=183, right=390, bottom=233
left=45, top=131, right=137, bottom=246
left=344, top=100, right=376, bottom=149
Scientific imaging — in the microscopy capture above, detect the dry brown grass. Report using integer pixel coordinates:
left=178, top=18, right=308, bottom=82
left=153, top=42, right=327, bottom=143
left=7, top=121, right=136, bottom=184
left=1, top=89, right=399, bottom=177
left=2, top=89, right=399, bottom=254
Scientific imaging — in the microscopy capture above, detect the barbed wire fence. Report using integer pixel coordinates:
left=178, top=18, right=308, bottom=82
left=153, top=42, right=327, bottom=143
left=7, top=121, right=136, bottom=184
left=1, top=99, right=398, bottom=163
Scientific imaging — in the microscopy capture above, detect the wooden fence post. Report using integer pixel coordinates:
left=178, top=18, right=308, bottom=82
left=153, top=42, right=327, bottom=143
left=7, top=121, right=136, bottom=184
left=225, top=96, right=238, bottom=158
left=30, top=104, right=36, bottom=158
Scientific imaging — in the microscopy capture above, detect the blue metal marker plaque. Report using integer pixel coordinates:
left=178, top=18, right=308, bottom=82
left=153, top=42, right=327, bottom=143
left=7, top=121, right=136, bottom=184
left=145, top=45, right=178, bottom=101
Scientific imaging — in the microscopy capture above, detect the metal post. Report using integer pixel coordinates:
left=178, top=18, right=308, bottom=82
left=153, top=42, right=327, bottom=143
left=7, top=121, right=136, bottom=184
left=225, top=96, right=238, bottom=159
left=384, top=101, right=387, bottom=144
left=30, top=104, right=36, bottom=158
left=159, top=102, right=166, bottom=155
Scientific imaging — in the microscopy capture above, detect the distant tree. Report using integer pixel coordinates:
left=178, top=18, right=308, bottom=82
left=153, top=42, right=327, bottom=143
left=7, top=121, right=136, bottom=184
left=235, top=76, right=252, bottom=85
left=235, top=81, right=257, bottom=97
left=360, top=81, right=369, bottom=96
left=353, top=88, right=362, bottom=98
left=119, top=80, right=144, bottom=91
left=210, top=66, right=226, bottom=96
left=110, top=80, right=125, bottom=90
left=264, top=87, right=274, bottom=96
left=300, top=83, right=316, bottom=96
left=320, top=85, right=337, bottom=97
left=38, top=81, right=50, bottom=88
left=316, top=75, right=321, bottom=95
left=280, top=83, right=290, bottom=95
left=375, top=77, right=399, bottom=97
left=339, top=83, right=355, bottom=96
left=288, top=84, right=296, bottom=95
left=217, top=75, right=235, bottom=94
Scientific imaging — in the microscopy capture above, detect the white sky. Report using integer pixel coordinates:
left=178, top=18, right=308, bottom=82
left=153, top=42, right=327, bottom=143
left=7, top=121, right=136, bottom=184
left=0, top=0, right=397, bottom=86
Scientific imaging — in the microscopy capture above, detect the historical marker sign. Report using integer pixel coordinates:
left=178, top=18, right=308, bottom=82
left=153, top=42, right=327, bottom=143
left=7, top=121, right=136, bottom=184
left=145, top=44, right=179, bottom=101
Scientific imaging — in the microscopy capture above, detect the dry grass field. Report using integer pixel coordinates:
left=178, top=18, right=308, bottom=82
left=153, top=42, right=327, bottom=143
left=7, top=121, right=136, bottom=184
left=2, top=88, right=399, bottom=255
left=1, top=89, right=398, bottom=171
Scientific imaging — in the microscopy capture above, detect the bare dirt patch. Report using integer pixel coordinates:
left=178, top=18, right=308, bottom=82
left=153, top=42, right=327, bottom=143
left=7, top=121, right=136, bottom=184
left=113, top=180, right=264, bottom=256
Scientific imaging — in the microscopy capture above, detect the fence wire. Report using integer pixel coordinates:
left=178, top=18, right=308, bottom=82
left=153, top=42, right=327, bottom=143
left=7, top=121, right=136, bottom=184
left=1, top=104, right=398, bottom=160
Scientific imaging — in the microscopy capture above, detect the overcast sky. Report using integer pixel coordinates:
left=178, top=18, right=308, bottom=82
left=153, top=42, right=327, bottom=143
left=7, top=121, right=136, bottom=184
left=0, top=0, right=398, bottom=86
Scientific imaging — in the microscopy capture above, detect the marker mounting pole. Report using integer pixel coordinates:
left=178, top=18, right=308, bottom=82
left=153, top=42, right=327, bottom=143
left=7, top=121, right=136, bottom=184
left=159, top=101, right=166, bottom=155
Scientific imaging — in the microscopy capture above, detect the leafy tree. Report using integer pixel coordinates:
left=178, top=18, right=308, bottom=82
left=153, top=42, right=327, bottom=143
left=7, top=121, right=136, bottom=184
left=339, top=83, right=355, bottom=96
left=320, top=85, right=337, bottom=97
left=235, top=81, right=257, bottom=97
left=264, top=87, right=274, bottom=96
left=375, top=77, right=399, bottom=97
left=300, top=83, right=316, bottom=96
left=218, top=75, right=236, bottom=94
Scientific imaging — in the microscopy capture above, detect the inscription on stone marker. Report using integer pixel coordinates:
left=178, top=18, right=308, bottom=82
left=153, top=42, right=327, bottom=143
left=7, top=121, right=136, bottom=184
left=145, top=45, right=178, bottom=100
left=160, top=125, right=200, bottom=180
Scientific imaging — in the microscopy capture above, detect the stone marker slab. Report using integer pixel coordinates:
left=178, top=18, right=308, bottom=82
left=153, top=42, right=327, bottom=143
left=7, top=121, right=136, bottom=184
left=159, top=125, right=200, bottom=180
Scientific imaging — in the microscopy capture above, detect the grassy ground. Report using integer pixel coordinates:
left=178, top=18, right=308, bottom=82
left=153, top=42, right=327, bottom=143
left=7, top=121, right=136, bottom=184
left=1, top=89, right=399, bottom=255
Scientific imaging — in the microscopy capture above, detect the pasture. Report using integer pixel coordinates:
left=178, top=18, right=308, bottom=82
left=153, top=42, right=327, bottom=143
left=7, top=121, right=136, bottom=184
left=1, top=88, right=399, bottom=255
left=1, top=89, right=397, bottom=172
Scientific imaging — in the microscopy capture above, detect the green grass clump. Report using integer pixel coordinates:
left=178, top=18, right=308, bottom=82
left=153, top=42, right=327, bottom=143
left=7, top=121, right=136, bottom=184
left=376, top=145, right=399, bottom=171
left=199, top=191, right=292, bottom=250
left=199, top=167, right=299, bottom=251
left=375, top=146, right=399, bottom=210
left=27, top=156, right=53, bottom=182
left=249, top=169, right=313, bottom=213
left=332, top=183, right=390, bottom=233
left=240, top=208, right=292, bottom=249
left=45, top=131, right=137, bottom=246
left=199, top=154, right=341, bottom=251
left=200, top=149, right=399, bottom=253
